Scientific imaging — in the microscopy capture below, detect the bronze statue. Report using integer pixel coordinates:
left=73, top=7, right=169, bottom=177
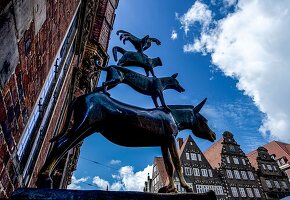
left=116, top=30, right=161, bottom=54
left=94, top=63, right=185, bottom=111
left=36, top=93, right=216, bottom=192
left=112, top=46, right=162, bottom=77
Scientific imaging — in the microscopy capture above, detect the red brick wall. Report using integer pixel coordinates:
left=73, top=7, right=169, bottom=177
left=0, top=0, right=80, bottom=198
left=90, top=0, right=118, bottom=50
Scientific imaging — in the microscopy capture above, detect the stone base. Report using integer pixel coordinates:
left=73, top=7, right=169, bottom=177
left=11, top=188, right=217, bottom=200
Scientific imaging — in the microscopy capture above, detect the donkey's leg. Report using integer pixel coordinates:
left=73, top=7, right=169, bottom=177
left=37, top=128, right=92, bottom=188
left=151, top=96, right=159, bottom=108
left=161, top=145, right=177, bottom=193
left=168, top=136, right=193, bottom=192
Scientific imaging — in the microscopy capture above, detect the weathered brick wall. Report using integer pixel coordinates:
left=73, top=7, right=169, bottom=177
left=0, top=0, right=80, bottom=198
left=90, top=0, right=118, bottom=50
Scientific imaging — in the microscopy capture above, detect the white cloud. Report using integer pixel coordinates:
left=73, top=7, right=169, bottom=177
left=92, top=176, right=110, bottom=190
left=67, top=176, right=89, bottom=190
left=89, top=165, right=152, bottom=191
left=171, top=30, right=178, bottom=40
left=115, top=165, right=153, bottom=191
left=223, top=0, right=238, bottom=7
left=110, top=159, right=121, bottom=165
left=180, top=0, right=290, bottom=142
left=179, top=1, right=212, bottom=34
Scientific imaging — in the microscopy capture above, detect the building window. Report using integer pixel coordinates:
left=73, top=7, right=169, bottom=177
left=226, top=170, right=233, bottom=179
left=267, top=164, right=273, bottom=171
left=185, top=167, right=192, bottom=176
left=266, top=180, right=272, bottom=188
left=196, top=185, right=203, bottom=193
left=191, top=153, right=197, bottom=161
left=241, top=171, right=248, bottom=180
left=231, top=187, right=239, bottom=197
left=234, top=170, right=241, bottom=179
left=253, top=188, right=261, bottom=197
left=233, top=158, right=239, bottom=164
left=226, top=156, right=230, bottom=163
left=216, top=186, right=224, bottom=195
left=153, top=165, right=157, bottom=173
left=229, top=145, right=235, bottom=152
left=242, top=158, right=246, bottom=165
left=197, top=154, right=202, bottom=161
left=281, top=181, right=287, bottom=189
left=239, top=188, right=246, bottom=197
left=201, top=169, right=208, bottom=177
left=246, top=188, right=254, bottom=197
left=186, top=153, right=190, bottom=160
left=208, top=169, right=213, bottom=177
left=273, top=165, right=277, bottom=171
left=262, top=164, right=266, bottom=170
left=280, top=158, right=286, bottom=165
left=274, top=181, right=280, bottom=188
left=193, top=168, right=200, bottom=176
left=247, top=171, right=255, bottom=180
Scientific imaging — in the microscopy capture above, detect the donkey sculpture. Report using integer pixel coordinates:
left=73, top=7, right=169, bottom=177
left=95, top=64, right=185, bottom=111
left=36, top=93, right=216, bottom=192
left=116, top=30, right=161, bottom=53
left=112, top=46, right=162, bottom=77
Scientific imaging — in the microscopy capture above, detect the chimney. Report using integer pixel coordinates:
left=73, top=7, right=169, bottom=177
left=177, top=138, right=183, bottom=149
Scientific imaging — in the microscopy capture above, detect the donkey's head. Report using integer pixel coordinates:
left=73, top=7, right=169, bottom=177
left=162, top=73, right=185, bottom=93
left=191, top=98, right=216, bottom=142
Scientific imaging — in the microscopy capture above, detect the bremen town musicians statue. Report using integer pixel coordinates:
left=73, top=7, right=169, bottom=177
left=36, top=30, right=217, bottom=193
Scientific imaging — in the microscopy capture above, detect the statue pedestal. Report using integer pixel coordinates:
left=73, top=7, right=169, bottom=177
left=11, top=188, right=217, bottom=200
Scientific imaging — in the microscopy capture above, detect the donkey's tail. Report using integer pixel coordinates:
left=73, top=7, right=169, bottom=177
left=49, top=98, right=77, bottom=142
left=112, top=46, right=126, bottom=62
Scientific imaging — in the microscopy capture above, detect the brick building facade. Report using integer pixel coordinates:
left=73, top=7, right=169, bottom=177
left=247, top=147, right=290, bottom=199
left=146, top=132, right=290, bottom=199
left=204, top=131, right=264, bottom=199
left=148, top=135, right=226, bottom=199
left=247, top=141, right=290, bottom=181
left=0, top=0, right=118, bottom=198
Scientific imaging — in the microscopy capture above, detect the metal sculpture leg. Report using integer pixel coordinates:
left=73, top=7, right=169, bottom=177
left=151, top=96, right=159, bottom=108
left=159, top=93, right=171, bottom=112
left=161, top=145, right=177, bottom=193
left=168, top=136, right=193, bottom=192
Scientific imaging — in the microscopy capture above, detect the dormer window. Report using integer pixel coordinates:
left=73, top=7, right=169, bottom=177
left=233, top=158, right=239, bottom=164
left=280, top=158, right=286, bottom=165
left=267, top=164, right=273, bottom=171
left=229, top=145, right=235, bottom=152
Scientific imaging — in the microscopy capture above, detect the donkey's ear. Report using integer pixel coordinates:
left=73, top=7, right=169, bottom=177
left=171, top=73, right=178, bottom=78
left=194, top=98, right=207, bottom=114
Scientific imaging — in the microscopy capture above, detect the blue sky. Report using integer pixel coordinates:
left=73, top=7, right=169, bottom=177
left=68, top=0, right=290, bottom=190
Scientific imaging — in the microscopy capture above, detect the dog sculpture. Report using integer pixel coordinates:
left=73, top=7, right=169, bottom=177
left=112, top=46, right=162, bottom=77
left=36, top=93, right=216, bottom=192
left=95, top=63, right=185, bottom=111
left=116, top=30, right=161, bottom=53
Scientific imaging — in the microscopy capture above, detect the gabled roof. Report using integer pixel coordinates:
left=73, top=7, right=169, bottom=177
left=203, top=138, right=223, bottom=169
left=178, top=135, right=195, bottom=156
left=247, top=150, right=259, bottom=169
left=246, top=140, right=290, bottom=169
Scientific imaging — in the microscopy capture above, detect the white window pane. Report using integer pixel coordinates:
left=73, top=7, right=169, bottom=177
left=198, top=154, right=202, bottom=161
left=186, top=153, right=190, bottom=160
left=253, top=188, right=261, bottom=197
left=231, top=187, right=238, bottom=197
